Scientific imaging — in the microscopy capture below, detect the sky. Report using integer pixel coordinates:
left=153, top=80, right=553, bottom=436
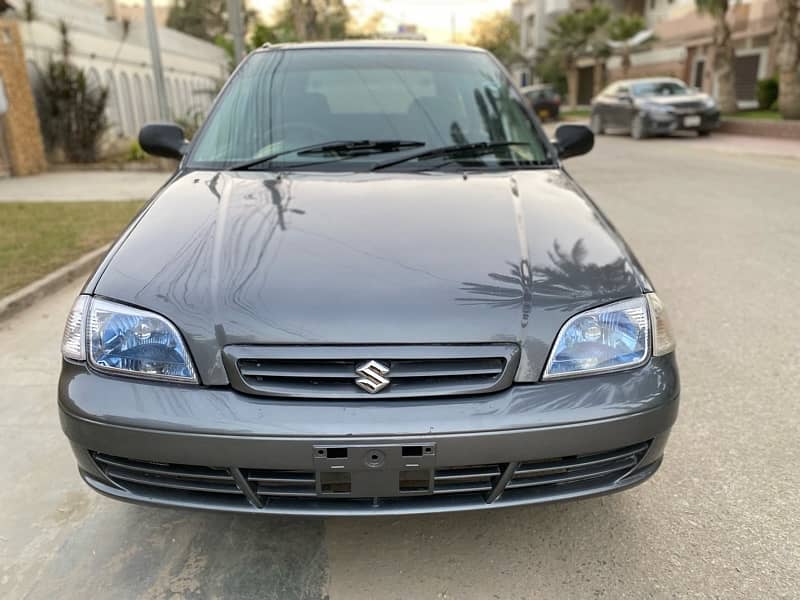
left=303, top=0, right=511, bottom=42
left=149, top=0, right=512, bottom=43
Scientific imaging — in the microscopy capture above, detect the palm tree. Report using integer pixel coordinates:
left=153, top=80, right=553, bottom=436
left=775, top=0, right=800, bottom=119
left=607, top=14, right=648, bottom=79
left=547, top=14, right=586, bottom=109
left=547, top=6, right=610, bottom=109
left=695, top=0, right=737, bottom=113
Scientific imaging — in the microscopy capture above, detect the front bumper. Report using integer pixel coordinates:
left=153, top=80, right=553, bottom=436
left=644, top=110, right=721, bottom=134
left=59, top=355, right=680, bottom=516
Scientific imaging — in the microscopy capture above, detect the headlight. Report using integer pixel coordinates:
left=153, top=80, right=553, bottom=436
left=61, top=295, right=197, bottom=384
left=703, top=97, right=717, bottom=109
left=543, top=294, right=675, bottom=380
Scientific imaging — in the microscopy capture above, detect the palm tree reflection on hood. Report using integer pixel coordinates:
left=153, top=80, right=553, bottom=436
left=457, top=239, right=639, bottom=327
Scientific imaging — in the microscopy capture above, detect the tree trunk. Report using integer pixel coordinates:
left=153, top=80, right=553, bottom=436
left=566, top=63, right=579, bottom=110
left=621, top=48, right=631, bottom=79
left=776, top=0, right=800, bottom=119
left=711, top=10, right=738, bottom=114
left=592, top=56, right=605, bottom=96
left=291, top=0, right=315, bottom=41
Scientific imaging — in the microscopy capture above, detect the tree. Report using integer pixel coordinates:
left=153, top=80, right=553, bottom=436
left=167, top=0, right=255, bottom=42
left=468, top=11, right=521, bottom=68
left=775, top=0, right=800, bottom=119
left=533, top=47, right=567, bottom=96
left=546, top=6, right=609, bottom=109
left=607, top=14, right=647, bottom=79
left=273, top=0, right=352, bottom=42
left=695, top=0, right=737, bottom=113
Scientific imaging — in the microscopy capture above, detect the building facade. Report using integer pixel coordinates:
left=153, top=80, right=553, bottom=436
left=19, top=0, right=228, bottom=139
left=511, top=0, right=639, bottom=87
left=511, top=0, right=784, bottom=109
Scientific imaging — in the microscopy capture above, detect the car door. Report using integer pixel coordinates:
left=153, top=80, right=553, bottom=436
left=604, top=85, right=631, bottom=127
left=593, top=84, right=616, bottom=125
left=612, top=85, right=636, bottom=128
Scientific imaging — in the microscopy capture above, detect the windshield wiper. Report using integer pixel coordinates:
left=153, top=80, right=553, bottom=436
left=371, top=141, right=538, bottom=171
left=229, top=140, right=425, bottom=171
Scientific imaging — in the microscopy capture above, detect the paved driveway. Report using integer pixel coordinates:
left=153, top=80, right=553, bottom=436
left=1, top=134, right=798, bottom=599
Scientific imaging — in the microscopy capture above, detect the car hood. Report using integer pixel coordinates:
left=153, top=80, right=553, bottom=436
left=92, top=169, right=648, bottom=385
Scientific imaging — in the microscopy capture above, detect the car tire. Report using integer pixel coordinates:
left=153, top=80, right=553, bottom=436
left=590, top=112, right=605, bottom=135
left=697, top=129, right=711, bottom=137
left=631, top=114, right=647, bottom=140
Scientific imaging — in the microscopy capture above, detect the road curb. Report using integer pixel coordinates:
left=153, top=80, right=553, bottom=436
left=719, top=118, right=800, bottom=139
left=0, top=245, right=110, bottom=321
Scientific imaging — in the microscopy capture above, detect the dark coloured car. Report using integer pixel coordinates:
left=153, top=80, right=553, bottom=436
left=591, top=77, right=720, bottom=139
left=59, top=42, right=679, bottom=516
left=521, top=83, right=561, bottom=121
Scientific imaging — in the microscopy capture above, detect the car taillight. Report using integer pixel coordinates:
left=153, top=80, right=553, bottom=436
left=554, top=94, right=561, bottom=105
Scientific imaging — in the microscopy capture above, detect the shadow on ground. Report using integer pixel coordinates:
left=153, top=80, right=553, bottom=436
left=26, top=503, right=328, bottom=600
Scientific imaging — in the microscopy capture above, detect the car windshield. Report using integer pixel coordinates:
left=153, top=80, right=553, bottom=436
left=526, top=87, right=556, bottom=100
left=188, top=47, right=551, bottom=171
left=631, top=81, right=690, bottom=97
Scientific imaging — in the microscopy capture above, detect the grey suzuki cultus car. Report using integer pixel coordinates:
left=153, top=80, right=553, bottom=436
left=59, top=42, right=679, bottom=515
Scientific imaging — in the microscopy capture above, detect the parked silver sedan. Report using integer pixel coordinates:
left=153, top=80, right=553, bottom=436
left=591, top=77, right=720, bottom=139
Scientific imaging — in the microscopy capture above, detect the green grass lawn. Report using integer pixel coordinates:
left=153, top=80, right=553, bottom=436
left=560, top=108, right=592, bottom=121
left=0, top=201, right=145, bottom=298
left=730, top=110, right=782, bottom=121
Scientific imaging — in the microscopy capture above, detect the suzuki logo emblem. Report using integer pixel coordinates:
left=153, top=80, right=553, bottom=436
left=355, top=360, right=391, bottom=394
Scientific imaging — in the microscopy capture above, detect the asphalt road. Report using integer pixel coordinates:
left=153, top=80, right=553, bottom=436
left=2, top=133, right=798, bottom=599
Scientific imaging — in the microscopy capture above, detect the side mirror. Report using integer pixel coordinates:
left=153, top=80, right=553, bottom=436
left=553, top=124, right=594, bottom=160
left=138, top=123, right=187, bottom=160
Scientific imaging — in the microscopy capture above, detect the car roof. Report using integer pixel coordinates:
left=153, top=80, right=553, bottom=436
left=521, top=84, right=554, bottom=92
left=614, top=77, right=686, bottom=86
left=255, top=40, right=486, bottom=54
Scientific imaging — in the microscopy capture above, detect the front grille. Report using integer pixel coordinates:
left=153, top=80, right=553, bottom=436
left=244, top=468, right=317, bottom=499
left=506, top=443, right=647, bottom=492
left=223, top=345, right=520, bottom=399
left=433, top=464, right=502, bottom=495
left=670, top=101, right=705, bottom=113
left=90, top=442, right=650, bottom=512
left=92, top=453, right=250, bottom=507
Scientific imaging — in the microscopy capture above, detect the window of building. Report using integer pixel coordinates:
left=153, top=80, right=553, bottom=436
left=118, top=72, right=135, bottom=136
left=104, top=70, right=122, bottom=135
left=132, top=73, right=146, bottom=132
left=693, top=59, right=705, bottom=89
left=144, top=74, right=156, bottom=121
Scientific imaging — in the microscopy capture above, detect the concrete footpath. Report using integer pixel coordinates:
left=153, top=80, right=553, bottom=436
left=0, top=171, right=170, bottom=202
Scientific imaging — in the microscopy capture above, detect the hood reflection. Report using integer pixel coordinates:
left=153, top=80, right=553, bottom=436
left=458, top=239, right=640, bottom=326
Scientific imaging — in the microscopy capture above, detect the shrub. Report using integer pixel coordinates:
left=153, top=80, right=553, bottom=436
left=36, top=61, right=108, bottom=163
left=756, top=77, right=778, bottom=111
left=175, top=109, right=205, bottom=140
left=127, top=140, right=147, bottom=161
